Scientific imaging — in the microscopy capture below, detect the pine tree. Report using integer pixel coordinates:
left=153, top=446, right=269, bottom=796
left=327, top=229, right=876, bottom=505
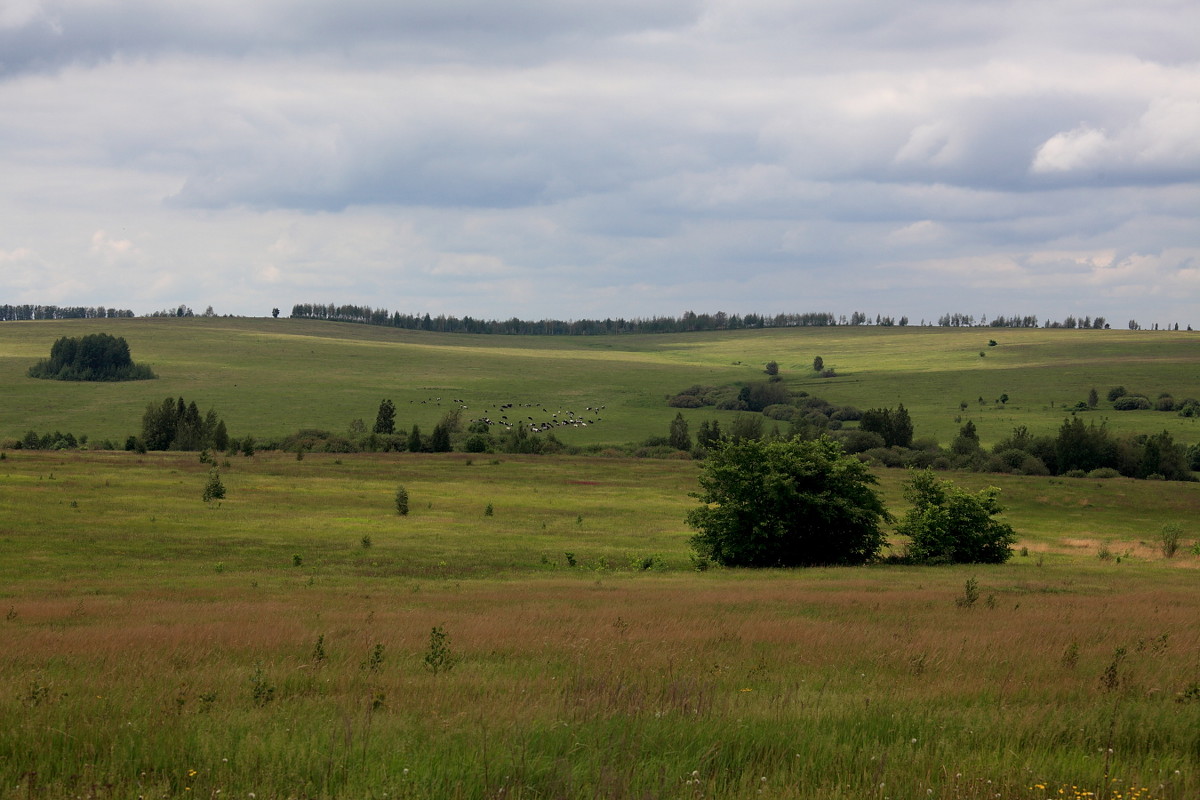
left=374, top=399, right=396, bottom=434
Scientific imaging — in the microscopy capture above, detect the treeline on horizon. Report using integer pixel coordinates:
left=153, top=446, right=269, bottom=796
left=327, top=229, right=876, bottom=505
left=289, top=304, right=1124, bottom=335
left=13, top=301, right=1195, bottom=333
left=1, top=304, right=136, bottom=321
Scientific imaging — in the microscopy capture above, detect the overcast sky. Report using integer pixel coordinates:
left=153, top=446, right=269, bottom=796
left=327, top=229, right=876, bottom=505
left=2, top=1, right=1198, bottom=325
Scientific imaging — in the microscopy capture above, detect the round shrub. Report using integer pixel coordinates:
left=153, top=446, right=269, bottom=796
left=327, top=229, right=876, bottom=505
left=668, top=394, right=704, bottom=409
left=762, top=404, right=797, bottom=421
left=837, top=430, right=885, bottom=454
left=1019, top=455, right=1050, bottom=476
left=1112, top=395, right=1151, bottom=410
left=830, top=406, right=863, bottom=422
left=1086, top=467, right=1121, bottom=479
left=860, top=446, right=906, bottom=468
left=995, top=448, right=1029, bottom=470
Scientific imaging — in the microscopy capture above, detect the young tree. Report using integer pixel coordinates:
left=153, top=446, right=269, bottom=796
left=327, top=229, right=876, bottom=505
left=407, top=424, right=423, bottom=453
left=950, top=419, right=979, bottom=455
left=668, top=412, right=691, bottom=451
left=897, top=469, right=1016, bottom=564
left=687, top=437, right=891, bottom=567
left=429, top=422, right=452, bottom=452
left=202, top=469, right=226, bottom=503
left=764, top=360, right=779, bottom=376
left=812, top=356, right=824, bottom=373
left=696, top=419, right=722, bottom=450
left=374, top=399, right=396, bottom=435
left=1087, top=388, right=1099, bottom=408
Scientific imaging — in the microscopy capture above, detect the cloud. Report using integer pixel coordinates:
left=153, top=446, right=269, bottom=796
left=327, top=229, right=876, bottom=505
left=1, top=0, right=1198, bottom=325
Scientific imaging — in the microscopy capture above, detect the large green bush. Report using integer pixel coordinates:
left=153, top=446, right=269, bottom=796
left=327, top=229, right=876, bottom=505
left=897, top=469, right=1017, bottom=564
left=686, top=437, right=890, bottom=567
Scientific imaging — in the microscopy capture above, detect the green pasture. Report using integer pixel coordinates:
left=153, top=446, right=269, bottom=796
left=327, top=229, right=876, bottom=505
left=2, top=318, right=1199, bottom=449
left=0, top=450, right=1197, bottom=798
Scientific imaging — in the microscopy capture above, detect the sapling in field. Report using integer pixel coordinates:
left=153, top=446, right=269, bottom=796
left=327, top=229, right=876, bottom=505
left=423, top=625, right=460, bottom=674
left=202, top=468, right=225, bottom=503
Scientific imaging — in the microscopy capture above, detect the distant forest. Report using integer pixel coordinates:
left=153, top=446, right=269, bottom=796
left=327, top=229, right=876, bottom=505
left=1, top=304, right=135, bottom=321
left=6, top=302, right=1172, bottom=334
left=289, top=303, right=1117, bottom=335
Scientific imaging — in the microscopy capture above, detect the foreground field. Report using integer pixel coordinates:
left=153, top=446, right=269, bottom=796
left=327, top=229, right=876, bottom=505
left=2, top=451, right=1197, bottom=799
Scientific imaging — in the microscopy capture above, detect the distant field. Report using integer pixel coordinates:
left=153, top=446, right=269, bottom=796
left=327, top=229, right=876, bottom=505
left=1, top=450, right=1197, bottom=799
left=2, top=317, right=1199, bottom=449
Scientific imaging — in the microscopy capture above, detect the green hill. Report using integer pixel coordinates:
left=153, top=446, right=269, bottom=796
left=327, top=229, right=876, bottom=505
left=2, top=317, right=1199, bottom=449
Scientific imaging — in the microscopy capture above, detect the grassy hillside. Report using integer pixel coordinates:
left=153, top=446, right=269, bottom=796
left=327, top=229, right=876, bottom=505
left=2, top=318, right=1199, bottom=450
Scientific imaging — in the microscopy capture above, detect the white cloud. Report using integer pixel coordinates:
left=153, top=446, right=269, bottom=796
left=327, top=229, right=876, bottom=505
left=1032, top=125, right=1111, bottom=173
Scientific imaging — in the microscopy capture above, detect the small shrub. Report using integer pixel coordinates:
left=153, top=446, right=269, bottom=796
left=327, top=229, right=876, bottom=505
left=1086, top=467, right=1121, bottom=479
left=484, top=503, right=494, bottom=517
left=292, top=553, right=303, bottom=567
left=1099, top=646, right=1126, bottom=692
left=564, top=552, right=577, bottom=567
left=250, top=664, right=275, bottom=706
left=311, top=634, right=327, bottom=666
left=395, top=485, right=410, bottom=516
left=955, top=577, right=980, bottom=608
left=361, top=643, right=384, bottom=673
left=360, top=534, right=372, bottom=549
left=1159, top=522, right=1183, bottom=558
left=1061, top=642, right=1080, bottom=669
left=202, top=469, right=226, bottom=503
left=630, top=553, right=665, bottom=571
left=423, top=626, right=460, bottom=674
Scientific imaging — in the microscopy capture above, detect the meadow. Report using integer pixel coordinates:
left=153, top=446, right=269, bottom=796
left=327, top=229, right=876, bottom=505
left=3, top=318, right=1200, bottom=449
left=1, top=319, right=1199, bottom=799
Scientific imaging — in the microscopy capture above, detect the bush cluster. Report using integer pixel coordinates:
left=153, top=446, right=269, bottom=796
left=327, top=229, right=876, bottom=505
left=27, top=333, right=155, bottom=382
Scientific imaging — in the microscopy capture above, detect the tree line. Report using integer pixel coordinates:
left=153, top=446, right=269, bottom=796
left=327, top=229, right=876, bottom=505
left=289, top=304, right=846, bottom=335
left=0, top=304, right=135, bottom=321
left=288, top=303, right=1154, bottom=335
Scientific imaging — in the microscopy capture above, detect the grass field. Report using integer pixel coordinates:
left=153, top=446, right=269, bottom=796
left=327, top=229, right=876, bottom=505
left=1, top=319, right=1198, bottom=799
left=1, top=449, right=1197, bottom=799
left=2, top=318, right=1200, bottom=449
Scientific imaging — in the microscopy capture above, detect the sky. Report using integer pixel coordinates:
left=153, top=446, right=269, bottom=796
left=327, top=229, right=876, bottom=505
left=2, top=0, right=1198, bottom=326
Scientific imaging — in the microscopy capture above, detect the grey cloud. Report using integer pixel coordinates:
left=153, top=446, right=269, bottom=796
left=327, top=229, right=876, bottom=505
left=0, top=0, right=703, bottom=74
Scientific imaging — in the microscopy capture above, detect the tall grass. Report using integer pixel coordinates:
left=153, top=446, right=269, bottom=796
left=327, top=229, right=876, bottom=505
left=0, top=451, right=1197, bottom=798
